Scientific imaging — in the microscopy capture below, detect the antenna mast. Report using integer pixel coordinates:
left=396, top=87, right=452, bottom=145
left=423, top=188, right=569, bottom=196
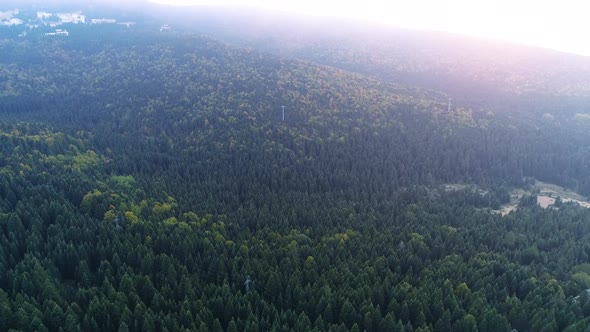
left=245, top=275, right=252, bottom=292
left=281, top=105, right=285, bottom=121
left=447, top=98, right=452, bottom=112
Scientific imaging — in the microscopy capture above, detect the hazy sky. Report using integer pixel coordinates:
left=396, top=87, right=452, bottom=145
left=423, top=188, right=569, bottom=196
left=149, top=0, right=590, bottom=56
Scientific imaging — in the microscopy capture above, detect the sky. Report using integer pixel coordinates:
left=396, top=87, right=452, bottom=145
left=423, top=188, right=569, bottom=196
left=148, top=0, right=590, bottom=56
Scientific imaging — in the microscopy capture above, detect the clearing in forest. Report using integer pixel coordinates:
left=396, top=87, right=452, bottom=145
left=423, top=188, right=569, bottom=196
left=495, top=180, right=590, bottom=216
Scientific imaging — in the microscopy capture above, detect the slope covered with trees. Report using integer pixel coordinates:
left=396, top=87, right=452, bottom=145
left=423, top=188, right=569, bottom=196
left=0, top=17, right=590, bottom=331
left=165, top=7, right=590, bottom=110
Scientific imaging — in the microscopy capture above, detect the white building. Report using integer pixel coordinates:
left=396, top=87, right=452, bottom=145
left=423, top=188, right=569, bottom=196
left=45, top=29, right=69, bottom=36
left=0, top=18, right=22, bottom=26
left=118, top=22, right=136, bottom=28
left=57, top=12, right=85, bottom=24
left=0, top=10, right=23, bottom=26
left=37, top=11, right=52, bottom=19
left=91, top=18, right=117, bottom=24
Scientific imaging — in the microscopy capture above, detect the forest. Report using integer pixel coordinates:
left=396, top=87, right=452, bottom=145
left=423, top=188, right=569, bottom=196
left=1, top=11, right=590, bottom=332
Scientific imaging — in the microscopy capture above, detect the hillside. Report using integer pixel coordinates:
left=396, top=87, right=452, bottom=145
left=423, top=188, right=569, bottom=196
left=1, top=8, right=590, bottom=332
left=161, top=6, right=590, bottom=110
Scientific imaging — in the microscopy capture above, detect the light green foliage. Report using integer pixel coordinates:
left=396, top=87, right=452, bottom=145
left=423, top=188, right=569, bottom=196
left=163, top=217, right=178, bottom=225
left=455, top=282, right=471, bottom=299
left=81, top=190, right=103, bottom=213
left=124, top=211, right=139, bottom=224
left=109, top=176, right=137, bottom=194
left=104, top=209, right=117, bottom=222
left=575, top=113, right=590, bottom=123
left=153, top=202, right=174, bottom=216
left=71, top=151, right=100, bottom=172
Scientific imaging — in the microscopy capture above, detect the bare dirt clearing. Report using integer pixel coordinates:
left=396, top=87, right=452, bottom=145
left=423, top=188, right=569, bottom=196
left=537, top=196, right=555, bottom=208
left=498, top=189, right=529, bottom=216
left=495, top=180, right=590, bottom=216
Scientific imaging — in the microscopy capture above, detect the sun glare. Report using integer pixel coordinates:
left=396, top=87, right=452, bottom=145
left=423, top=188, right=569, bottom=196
left=149, top=0, right=590, bottom=56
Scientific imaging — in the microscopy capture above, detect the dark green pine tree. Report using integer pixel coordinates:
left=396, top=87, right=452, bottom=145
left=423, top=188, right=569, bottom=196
left=340, top=300, right=357, bottom=328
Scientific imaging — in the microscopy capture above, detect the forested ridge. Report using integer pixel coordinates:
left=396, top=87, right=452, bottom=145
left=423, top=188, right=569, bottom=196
left=169, top=8, right=590, bottom=111
left=1, top=20, right=590, bottom=332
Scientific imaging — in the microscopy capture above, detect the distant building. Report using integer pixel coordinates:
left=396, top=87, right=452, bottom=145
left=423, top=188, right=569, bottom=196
left=0, top=18, right=23, bottom=26
left=91, top=18, right=117, bottom=24
left=118, top=22, right=136, bottom=28
left=37, top=11, right=52, bottom=19
left=0, top=10, right=23, bottom=26
left=0, top=9, right=22, bottom=26
left=56, top=12, right=85, bottom=24
left=574, top=289, right=590, bottom=303
left=45, top=28, right=69, bottom=36
left=160, top=24, right=171, bottom=32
